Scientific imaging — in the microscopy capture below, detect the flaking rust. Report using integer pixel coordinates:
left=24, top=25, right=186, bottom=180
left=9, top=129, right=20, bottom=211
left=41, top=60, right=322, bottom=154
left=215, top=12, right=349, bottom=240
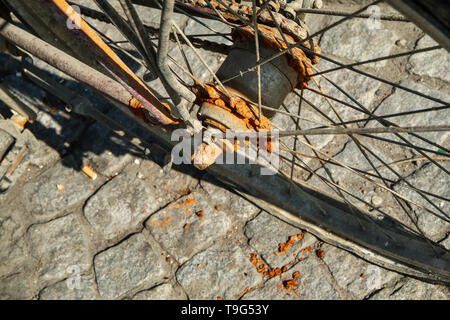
left=189, top=20, right=319, bottom=170
left=190, top=83, right=277, bottom=171
left=231, top=24, right=320, bottom=89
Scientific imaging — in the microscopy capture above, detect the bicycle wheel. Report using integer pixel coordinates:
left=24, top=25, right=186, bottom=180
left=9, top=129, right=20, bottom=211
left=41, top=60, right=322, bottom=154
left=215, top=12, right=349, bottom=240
left=2, top=0, right=449, bottom=284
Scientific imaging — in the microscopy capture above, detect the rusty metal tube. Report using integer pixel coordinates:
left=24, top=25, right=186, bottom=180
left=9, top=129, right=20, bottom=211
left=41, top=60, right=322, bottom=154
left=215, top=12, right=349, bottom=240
left=0, top=18, right=172, bottom=124
left=3, top=0, right=177, bottom=125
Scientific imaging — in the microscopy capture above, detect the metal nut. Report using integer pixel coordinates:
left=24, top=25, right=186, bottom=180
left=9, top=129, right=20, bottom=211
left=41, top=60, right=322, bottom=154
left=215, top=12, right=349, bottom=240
left=268, top=1, right=280, bottom=12
left=313, top=0, right=323, bottom=9
left=283, top=6, right=296, bottom=20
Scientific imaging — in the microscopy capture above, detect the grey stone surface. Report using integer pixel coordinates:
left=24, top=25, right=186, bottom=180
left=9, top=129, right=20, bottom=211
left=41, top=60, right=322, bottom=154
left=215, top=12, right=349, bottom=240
left=0, top=267, right=38, bottom=300
left=0, top=214, right=29, bottom=277
left=307, top=136, right=415, bottom=211
left=245, top=212, right=316, bottom=268
left=184, top=17, right=233, bottom=46
left=242, top=252, right=340, bottom=300
left=28, top=109, right=86, bottom=155
left=39, top=273, right=99, bottom=300
left=272, top=59, right=382, bottom=174
left=76, top=109, right=138, bottom=178
left=370, top=277, right=450, bottom=300
left=84, top=161, right=184, bottom=242
left=320, top=18, right=398, bottom=67
left=176, top=241, right=264, bottom=300
left=394, top=162, right=450, bottom=241
left=200, top=173, right=260, bottom=222
left=146, top=191, right=232, bottom=264
left=367, top=80, right=450, bottom=149
left=22, top=158, right=103, bottom=219
left=133, top=282, right=187, bottom=300
left=166, top=43, right=226, bottom=88
left=27, top=214, right=90, bottom=283
left=320, top=243, right=400, bottom=299
left=19, top=137, right=62, bottom=172
left=409, top=36, right=450, bottom=82
left=132, top=156, right=199, bottom=202
left=94, top=233, right=171, bottom=299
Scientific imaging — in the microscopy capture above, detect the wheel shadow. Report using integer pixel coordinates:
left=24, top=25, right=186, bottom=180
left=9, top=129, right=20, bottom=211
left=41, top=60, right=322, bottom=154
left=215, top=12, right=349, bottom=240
left=1, top=51, right=449, bottom=285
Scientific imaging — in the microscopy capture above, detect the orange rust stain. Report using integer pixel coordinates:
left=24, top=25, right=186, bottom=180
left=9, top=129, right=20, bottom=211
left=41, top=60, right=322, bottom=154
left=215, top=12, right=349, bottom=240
left=283, top=271, right=300, bottom=291
left=250, top=253, right=290, bottom=280
left=300, top=246, right=312, bottom=254
left=214, top=99, right=226, bottom=107
left=204, top=118, right=228, bottom=133
left=159, top=216, right=171, bottom=228
left=196, top=210, right=204, bottom=217
left=316, top=249, right=324, bottom=258
left=194, top=84, right=271, bottom=132
left=11, top=118, right=28, bottom=128
left=52, top=0, right=177, bottom=124
left=175, top=197, right=196, bottom=208
left=277, top=233, right=304, bottom=254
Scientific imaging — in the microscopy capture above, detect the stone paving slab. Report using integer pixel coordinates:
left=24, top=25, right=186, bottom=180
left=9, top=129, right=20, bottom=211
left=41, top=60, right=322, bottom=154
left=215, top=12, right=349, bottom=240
left=176, top=240, right=265, bottom=300
left=199, top=173, right=261, bottom=222
left=367, top=80, right=450, bottom=149
left=245, top=211, right=317, bottom=268
left=21, top=157, right=105, bottom=221
left=146, top=190, right=233, bottom=264
left=319, top=243, right=400, bottom=299
left=94, top=232, right=172, bottom=299
left=370, top=277, right=450, bottom=300
left=38, top=272, right=99, bottom=300
left=27, top=214, right=91, bottom=283
left=394, top=162, right=450, bottom=242
left=319, top=18, right=399, bottom=67
left=409, top=35, right=450, bottom=83
left=0, top=1, right=449, bottom=301
left=132, top=282, right=187, bottom=300
left=242, top=252, right=340, bottom=300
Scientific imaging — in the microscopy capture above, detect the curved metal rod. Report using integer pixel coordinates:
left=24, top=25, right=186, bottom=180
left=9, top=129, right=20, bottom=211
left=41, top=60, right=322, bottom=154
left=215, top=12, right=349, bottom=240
left=157, top=0, right=196, bottom=104
left=157, top=0, right=200, bottom=129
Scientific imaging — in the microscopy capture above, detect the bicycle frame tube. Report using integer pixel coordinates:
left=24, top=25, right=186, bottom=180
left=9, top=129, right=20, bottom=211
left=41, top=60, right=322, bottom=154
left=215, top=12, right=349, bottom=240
left=3, top=0, right=178, bottom=125
left=387, top=0, right=450, bottom=52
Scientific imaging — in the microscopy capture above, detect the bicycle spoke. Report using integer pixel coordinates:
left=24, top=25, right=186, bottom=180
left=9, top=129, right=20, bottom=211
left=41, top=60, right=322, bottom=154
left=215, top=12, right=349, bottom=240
left=307, top=67, right=450, bottom=176
left=310, top=46, right=441, bottom=77
left=299, top=44, right=450, bottom=106
left=292, top=7, right=409, bottom=21
left=252, top=0, right=262, bottom=121
left=306, top=87, right=450, bottom=128
left=219, top=0, right=383, bottom=85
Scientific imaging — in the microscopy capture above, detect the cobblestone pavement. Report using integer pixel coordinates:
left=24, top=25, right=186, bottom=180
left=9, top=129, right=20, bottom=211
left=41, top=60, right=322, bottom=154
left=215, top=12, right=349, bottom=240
left=0, top=0, right=449, bottom=300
